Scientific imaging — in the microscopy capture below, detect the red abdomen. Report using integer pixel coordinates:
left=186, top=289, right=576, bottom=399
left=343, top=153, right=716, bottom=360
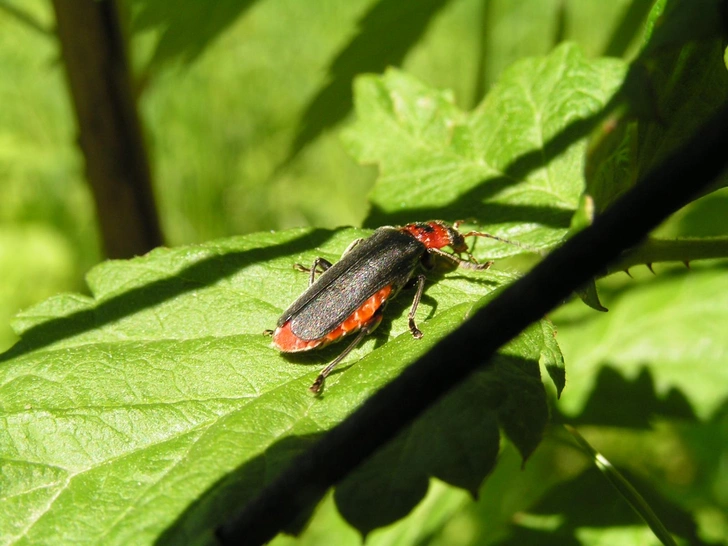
left=273, top=285, right=393, bottom=352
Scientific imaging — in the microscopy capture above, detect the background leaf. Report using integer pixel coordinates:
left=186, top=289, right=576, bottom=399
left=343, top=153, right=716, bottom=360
left=553, top=263, right=728, bottom=421
left=131, top=0, right=261, bottom=69
left=288, top=0, right=453, bottom=160
left=585, top=0, right=728, bottom=212
left=343, top=45, right=627, bottom=255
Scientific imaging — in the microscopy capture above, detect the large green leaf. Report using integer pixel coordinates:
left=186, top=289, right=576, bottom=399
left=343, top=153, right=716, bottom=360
left=0, top=224, right=558, bottom=544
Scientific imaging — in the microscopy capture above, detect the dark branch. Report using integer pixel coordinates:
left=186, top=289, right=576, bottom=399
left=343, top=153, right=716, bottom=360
left=52, top=0, right=163, bottom=258
left=218, top=101, right=728, bottom=545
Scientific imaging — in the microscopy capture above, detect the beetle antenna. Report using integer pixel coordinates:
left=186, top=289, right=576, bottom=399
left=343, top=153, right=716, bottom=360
left=460, top=230, right=546, bottom=256
left=453, top=219, right=544, bottom=255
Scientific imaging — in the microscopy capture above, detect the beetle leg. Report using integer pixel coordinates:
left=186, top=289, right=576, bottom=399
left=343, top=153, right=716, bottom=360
left=309, top=307, right=384, bottom=394
left=294, top=257, right=334, bottom=286
left=428, top=248, right=493, bottom=271
left=407, top=274, right=427, bottom=339
left=294, top=237, right=363, bottom=287
left=309, top=329, right=366, bottom=394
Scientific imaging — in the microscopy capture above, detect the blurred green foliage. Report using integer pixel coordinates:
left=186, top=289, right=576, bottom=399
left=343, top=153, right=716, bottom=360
left=1, top=0, right=727, bottom=544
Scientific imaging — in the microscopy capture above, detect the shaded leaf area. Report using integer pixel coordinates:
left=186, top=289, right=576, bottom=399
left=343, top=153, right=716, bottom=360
left=334, top=330, right=549, bottom=538
left=359, top=408, right=727, bottom=546
left=270, top=479, right=473, bottom=546
left=586, top=0, right=728, bottom=212
left=530, top=367, right=728, bottom=546
left=423, top=415, right=727, bottom=546
left=491, top=467, right=709, bottom=546
left=404, top=363, right=728, bottom=546
left=288, top=0, right=453, bottom=160
left=601, top=0, right=655, bottom=58
left=560, top=365, right=697, bottom=428
left=343, top=44, right=627, bottom=256
left=335, top=403, right=499, bottom=539
left=0, top=225, right=557, bottom=544
left=635, top=0, right=728, bottom=180
left=550, top=370, right=728, bottom=543
left=131, top=0, right=260, bottom=69
left=545, top=264, right=728, bottom=545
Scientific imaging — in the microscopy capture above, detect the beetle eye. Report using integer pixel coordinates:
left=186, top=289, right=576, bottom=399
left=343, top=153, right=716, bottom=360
left=450, top=237, right=468, bottom=253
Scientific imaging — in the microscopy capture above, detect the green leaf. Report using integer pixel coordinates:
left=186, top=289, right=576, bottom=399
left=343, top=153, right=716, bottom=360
left=0, top=225, right=555, bottom=543
left=585, top=0, right=728, bottom=212
left=575, top=280, right=608, bottom=313
left=343, top=43, right=627, bottom=256
left=553, top=263, right=728, bottom=421
left=334, top=354, right=501, bottom=537
left=637, top=0, right=728, bottom=178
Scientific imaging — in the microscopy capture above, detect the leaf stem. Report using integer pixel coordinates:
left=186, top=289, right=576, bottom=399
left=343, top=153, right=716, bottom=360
left=608, top=236, right=728, bottom=272
left=563, top=424, right=678, bottom=546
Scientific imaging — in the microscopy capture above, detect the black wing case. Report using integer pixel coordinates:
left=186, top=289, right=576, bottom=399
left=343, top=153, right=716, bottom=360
left=279, top=228, right=426, bottom=341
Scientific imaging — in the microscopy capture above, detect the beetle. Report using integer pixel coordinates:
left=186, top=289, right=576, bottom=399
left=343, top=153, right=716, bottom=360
left=269, top=220, right=510, bottom=393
